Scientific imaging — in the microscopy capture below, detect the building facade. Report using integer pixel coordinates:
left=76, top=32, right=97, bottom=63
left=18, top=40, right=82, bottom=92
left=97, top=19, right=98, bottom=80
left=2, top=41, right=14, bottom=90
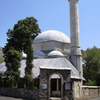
left=0, top=0, right=85, bottom=100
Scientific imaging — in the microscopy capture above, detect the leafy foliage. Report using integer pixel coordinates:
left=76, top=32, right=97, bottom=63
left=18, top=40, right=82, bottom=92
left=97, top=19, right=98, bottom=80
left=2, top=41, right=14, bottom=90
left=84, top=79, right=96, bottom=86
left=25, top=38, right=33, bottom=75
left=3, top=17, right=41, bottom=76
left=3, top=17, right=41, bottom=53
left=4, top=47, right=22, bottom=78
left=24, top=75, right=38, bottom=89
left=3, top=17, right=41, bottom=88
left=82, top=46, right=100, bottom=86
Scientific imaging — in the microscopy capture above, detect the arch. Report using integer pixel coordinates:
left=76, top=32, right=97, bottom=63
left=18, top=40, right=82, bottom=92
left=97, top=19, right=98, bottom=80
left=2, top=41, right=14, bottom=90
left=48, top=73, right=63, bottom=99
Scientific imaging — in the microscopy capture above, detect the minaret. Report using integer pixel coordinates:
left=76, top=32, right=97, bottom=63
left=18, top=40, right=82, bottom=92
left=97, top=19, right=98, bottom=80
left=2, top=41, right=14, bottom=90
left=68, top=0, right=83, bottom=76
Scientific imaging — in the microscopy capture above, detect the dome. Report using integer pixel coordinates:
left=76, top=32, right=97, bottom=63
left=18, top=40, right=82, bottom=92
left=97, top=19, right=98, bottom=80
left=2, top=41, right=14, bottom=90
left=48, top=50, right=64, bottom=57
left=22, top=52, right=27, bottom=59
left=33, top=30, right=70, bottom=43
left=34, top=50, right=46, bottom=58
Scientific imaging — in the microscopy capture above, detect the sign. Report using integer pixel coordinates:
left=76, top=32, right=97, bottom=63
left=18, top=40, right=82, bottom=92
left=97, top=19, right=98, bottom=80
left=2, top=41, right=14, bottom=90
left=65, top=82, right=71, bottom=90
left=40, top=84, right=47, bottom=89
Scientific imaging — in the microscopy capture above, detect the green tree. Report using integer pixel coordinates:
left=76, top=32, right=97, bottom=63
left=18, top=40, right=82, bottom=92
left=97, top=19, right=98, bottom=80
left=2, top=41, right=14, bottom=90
left=82, top=46, right=100, bottom=86
left=25, top=37, right=33, bottom=75
left=4, top=47, right=22, bottom=87
left=3, top=17, right=41, bottom=53
left=3, top=17, right=41, bottom=76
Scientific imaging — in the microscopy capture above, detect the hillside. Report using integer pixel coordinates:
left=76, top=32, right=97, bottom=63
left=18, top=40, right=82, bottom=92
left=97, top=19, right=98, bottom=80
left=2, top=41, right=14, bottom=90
left=0, top=47, right=4, bottom=63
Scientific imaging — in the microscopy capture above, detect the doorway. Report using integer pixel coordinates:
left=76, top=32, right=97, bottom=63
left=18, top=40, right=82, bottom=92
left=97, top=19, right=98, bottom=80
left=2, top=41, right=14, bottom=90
left=50, top=74, right=61, bottom=97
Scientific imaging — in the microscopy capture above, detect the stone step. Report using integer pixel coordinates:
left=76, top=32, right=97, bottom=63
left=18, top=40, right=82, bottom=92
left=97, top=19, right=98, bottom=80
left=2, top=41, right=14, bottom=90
left=50, top=97, right=61, bottom=100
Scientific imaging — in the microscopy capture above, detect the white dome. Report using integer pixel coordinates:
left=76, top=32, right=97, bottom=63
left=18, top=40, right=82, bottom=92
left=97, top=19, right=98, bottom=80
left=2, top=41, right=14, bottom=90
left=48, top=50, right=64, bottom=57
left=33, top=30, right=70, bottom=43
left=34, top=50, right=46, bottom=58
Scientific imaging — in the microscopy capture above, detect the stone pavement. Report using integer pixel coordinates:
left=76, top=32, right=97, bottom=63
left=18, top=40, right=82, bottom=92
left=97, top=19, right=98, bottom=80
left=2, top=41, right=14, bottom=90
left=0, top=95, right=100, bottom=100
left=0, top=95, right=30, bottom=100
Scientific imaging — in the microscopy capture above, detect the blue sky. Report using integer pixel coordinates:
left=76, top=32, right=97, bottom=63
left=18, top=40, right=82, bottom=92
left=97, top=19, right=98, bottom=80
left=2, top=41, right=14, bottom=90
left=0, top=0, right=100, bottom=50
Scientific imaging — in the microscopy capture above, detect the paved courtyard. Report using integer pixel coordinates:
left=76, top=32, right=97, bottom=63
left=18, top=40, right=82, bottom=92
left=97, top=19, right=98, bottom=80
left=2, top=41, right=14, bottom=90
left=0, top=95, right=100, bottom=100
left=0, top=95, right=30, bottom=100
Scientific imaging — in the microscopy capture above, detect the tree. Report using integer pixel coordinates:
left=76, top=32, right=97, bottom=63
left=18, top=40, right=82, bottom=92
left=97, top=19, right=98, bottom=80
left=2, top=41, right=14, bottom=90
left=3, top=17, right=41, bottom=53
left=82, top=46, right=100, bottom=86
left=3, top=47, right=22, bottom=87
left=25, top=37, right=33, bottom=75
left=3, top=17, right=41, bottom=76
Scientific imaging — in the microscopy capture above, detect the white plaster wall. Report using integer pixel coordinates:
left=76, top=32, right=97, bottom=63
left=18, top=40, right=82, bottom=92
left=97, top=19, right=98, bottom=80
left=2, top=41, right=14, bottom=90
left=33, top=41, right=70, bottom=55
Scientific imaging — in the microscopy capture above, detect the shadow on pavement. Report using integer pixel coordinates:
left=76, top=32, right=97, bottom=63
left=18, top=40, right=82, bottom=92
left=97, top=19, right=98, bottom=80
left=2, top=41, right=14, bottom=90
left=0, top=95, right=32, bottom=100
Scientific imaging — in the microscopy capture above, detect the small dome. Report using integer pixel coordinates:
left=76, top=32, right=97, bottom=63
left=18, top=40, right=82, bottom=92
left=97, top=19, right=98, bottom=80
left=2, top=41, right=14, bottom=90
left=34, top=50, right=46, bottom=58
left=33, top=30, right=70, bottom=43
left=22, top=52, right=27, bottom=59
left=48, top=50, right=64, bottom=57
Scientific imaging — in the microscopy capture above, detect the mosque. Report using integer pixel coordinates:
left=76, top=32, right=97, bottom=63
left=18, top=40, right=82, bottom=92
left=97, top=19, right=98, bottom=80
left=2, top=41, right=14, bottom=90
left=0, top=0, right=85, bottom=100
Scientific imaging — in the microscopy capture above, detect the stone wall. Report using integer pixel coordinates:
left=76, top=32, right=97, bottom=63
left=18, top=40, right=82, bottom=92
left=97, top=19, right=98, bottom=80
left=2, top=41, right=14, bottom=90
left=81, top=86, right=100, bottom=99
left=73, top=81, right=82, bottom=99
left=1, top=85, right=100, bottom=100
left=74, top=86, right=100, bottom=100
left=39, top=68, right=71, bottom=100
left=64, top=89, right=73, bottom=100
left=0, top=88, right=39, bottom=100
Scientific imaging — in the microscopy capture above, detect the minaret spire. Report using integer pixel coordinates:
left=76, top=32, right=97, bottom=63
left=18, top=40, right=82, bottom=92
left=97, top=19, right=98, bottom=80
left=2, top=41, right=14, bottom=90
left=68, top=0, right=83, bottom=76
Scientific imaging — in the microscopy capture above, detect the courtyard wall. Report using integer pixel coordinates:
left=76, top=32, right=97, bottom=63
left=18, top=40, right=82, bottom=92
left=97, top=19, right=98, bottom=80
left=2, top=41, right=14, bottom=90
left=0, top=88, right=39, bottom=100
left=75, top=86, right=100, bottom=100
left=0, top=86, right=100, bottom=100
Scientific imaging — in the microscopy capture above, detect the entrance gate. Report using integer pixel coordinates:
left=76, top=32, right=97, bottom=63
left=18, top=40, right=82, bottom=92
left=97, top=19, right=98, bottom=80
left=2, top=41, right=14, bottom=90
left=39, top=67, right=71, bottom=100
left=51, top=78, right=61, bottom=97
left=50, top=74, right=62, bottom=98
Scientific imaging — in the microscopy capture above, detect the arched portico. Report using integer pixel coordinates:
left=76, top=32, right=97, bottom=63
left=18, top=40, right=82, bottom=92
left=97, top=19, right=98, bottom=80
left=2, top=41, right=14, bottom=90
left=49, top=73, right=63, bottom=99
left=39, top=66, right=71, bottom=100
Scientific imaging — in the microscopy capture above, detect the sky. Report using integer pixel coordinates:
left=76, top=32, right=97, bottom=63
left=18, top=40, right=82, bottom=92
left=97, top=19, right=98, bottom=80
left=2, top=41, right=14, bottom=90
left=0, top=0, right=100, bottom=50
